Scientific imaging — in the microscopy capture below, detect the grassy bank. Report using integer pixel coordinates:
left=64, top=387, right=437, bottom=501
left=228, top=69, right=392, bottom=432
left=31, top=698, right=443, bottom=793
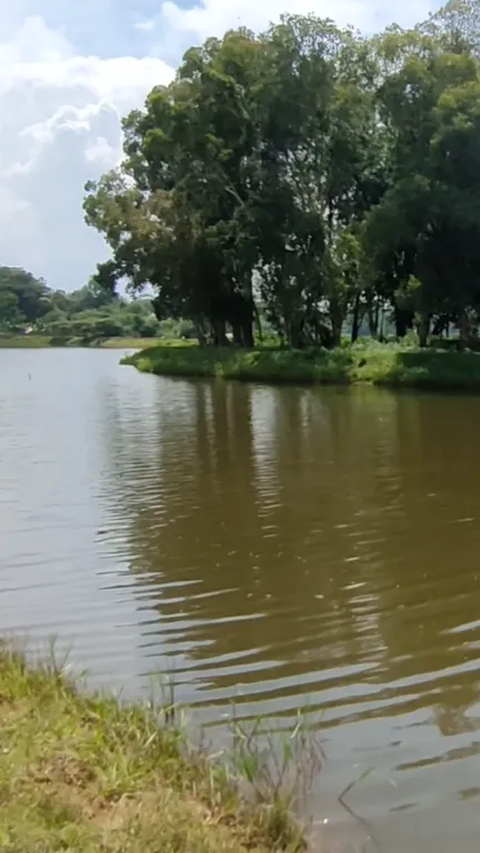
left=123, top=340, right=480, bottom=390
left=99, top=337, right=185, bottom=349
left=0, top=335, right=52, bottom=348
left=0, top=336, right=191, bottom=350
left=0, top=647, right=305, bottom=852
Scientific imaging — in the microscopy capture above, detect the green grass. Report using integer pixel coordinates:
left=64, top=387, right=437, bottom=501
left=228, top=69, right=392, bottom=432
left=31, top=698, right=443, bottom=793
left=123, top=340, right=480, bottom=391
left=98, top=337, right=187, bottom=350
left=0, top=645, right=306, bottom=853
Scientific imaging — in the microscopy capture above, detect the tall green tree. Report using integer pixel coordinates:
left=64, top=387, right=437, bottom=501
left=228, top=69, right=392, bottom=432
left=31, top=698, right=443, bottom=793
left=0, top=291, right=26, bottom=331
left=366, top=29, right=480, bottom=344
left=83, top=9, right=480, bottom=347
left=86, top=29, right=265, bottom=346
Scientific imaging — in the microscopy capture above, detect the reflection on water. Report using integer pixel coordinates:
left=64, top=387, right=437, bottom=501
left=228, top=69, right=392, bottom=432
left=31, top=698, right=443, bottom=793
left=2, top=348, right=480, bottom=851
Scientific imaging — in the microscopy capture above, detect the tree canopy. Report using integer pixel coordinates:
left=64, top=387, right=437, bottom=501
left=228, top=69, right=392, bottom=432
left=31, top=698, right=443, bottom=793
left=82, top=0, right=480, bottom=348
left=0, top=266, right=193, bottom=342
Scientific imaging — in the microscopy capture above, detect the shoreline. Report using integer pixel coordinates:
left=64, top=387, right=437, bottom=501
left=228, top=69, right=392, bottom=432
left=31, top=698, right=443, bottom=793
left=0, top=646, right=306, bottom=852
left=0, top=336, right=165, bottom=349
left=123, top=341, right=480, bottom=391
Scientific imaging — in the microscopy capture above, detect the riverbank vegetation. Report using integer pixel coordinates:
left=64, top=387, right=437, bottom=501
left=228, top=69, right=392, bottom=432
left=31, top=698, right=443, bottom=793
left=124, top=340, right=480, bottom=390
left=0, top=645, right=307, bottom=852
left=84, top=0, right=480, bottom=354
left=0, top=266, right=197, bottom=346
left=0, top=335, right=186, bottom=350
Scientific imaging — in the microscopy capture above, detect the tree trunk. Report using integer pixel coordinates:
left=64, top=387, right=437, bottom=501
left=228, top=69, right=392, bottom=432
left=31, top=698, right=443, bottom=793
left=394, top=307, right=414, bottom=338
left=331, top=322, right=342, bottom=349
left=193, top=319, right=207, bottom=346
left=231, top=316, right=253, bottom=348
left=351, top=293, right=361, bottom=343
left=367, top=301, right=378, bottom=338
left=458, top=308, right=470, bottom=347
left=417, top=313, right=430, bottom=348
left=212, top=319, right=228, bottom=347
left=289, top=318, right=305, bottom=349
left=243, top=320, right=254, bottom=348
left=253, top=302, right=263, bottom=345
left=329, top=296, right=344, bottom=348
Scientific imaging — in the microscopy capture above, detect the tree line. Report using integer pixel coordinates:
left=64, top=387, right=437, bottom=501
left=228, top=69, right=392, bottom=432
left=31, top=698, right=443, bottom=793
left=83, top=0, right=480, bottom=349
left=0, top=266, right=195, bottom=343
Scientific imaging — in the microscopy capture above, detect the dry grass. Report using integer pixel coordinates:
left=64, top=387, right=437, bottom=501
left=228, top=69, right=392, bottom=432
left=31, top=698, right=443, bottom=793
left=0, top=645, right=306, bottom=853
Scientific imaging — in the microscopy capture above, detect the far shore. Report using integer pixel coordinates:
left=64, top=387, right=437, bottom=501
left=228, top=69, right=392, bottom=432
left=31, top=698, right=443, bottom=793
left=6, top=335, right=480, bottom=392
left=0, top=335, right=174, bottom=349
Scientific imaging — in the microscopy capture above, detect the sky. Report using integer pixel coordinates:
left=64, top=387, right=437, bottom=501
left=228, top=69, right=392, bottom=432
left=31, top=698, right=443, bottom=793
left=0, top=0, right=444, bottom=292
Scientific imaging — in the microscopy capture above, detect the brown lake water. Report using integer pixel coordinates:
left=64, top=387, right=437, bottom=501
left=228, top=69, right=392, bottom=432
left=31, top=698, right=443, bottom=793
left=2, top=347, right=480, bottom=851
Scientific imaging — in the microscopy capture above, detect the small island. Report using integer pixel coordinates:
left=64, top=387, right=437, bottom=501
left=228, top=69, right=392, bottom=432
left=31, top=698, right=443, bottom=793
left=124, top=340, right=480, bottom=391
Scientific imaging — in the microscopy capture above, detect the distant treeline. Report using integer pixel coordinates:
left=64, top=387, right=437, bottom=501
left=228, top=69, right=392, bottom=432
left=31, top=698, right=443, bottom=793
left=0, top=266, right=196, bottom=344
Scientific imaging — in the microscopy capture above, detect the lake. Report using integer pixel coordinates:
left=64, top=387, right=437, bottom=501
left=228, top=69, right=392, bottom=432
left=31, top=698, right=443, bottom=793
left=1, top=347, right=480, bottom=851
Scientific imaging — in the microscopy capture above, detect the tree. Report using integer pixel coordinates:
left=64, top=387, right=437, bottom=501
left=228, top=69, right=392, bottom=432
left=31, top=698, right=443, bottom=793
left=0, top=267, right=48, bottom=322
left=85, top=29, right=265, bottom=346
left=0, top=291, right=26, bottom=331
left=366, top=30, right=480, bottom=344
left=67, top=280, right=117, bottom=314
left=423, top=0, right=480, bottom=55
left=84, top=18, right=384, bottom=347
left=83, top=9, right=480, bottom=348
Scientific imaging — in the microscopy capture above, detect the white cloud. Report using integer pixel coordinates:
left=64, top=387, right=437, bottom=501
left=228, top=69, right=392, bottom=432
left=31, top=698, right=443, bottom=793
left=84, top=135, right=120, bottom=166
left=134, top=19, right=157, bottom=34
left=148, top=0, right=438, bottom=45
left=0, top=15, right=173, bottom=290
left=0, top=1, right=441, bottom=291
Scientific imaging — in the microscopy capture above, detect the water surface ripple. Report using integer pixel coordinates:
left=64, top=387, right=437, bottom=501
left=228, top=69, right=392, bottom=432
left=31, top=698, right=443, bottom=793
left=1, top=348, right=480, bottom=851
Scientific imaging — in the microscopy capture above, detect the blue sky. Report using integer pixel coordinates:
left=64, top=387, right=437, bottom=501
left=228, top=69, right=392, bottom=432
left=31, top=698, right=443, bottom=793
left=0, top=0, right=443, bottom=292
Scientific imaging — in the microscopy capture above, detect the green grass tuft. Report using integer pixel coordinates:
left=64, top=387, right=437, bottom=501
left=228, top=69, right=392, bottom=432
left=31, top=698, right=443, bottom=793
left=0, top=644, right=306, bottom=852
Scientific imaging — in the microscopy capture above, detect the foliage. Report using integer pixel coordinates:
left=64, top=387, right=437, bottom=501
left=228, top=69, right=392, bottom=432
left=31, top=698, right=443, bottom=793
left=0, top=644, right=305, bottom=852
left=0, top=267, right=48, bottom=328
left=0, top=291, right=25, bottom=332
left=83, top=2, right=480, bottom=349
left=0, top=266, right=196, bottom=344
